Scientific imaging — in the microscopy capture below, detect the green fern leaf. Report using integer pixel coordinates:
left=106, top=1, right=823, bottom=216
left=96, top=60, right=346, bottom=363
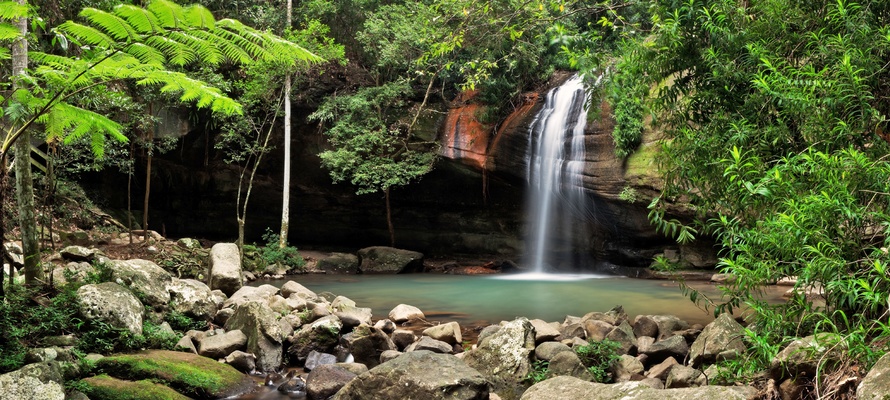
left=79, top=8, right=141, bottom=42
left=114, top=4, right=165, bottom=34
left=145, top=35, right=194, bottom=66
left=125, top=42, right=166, bottom=65
left=167, top=30, right=220, bottom=65
left=56, top=21, right=115, bottom=48
left=0, top=23, right=21, bottom=41
left=183, top=4, right=215, bottom=30
left=148, top=0, right=187, bottom=29
left=0, top=1, right=28, bottom=20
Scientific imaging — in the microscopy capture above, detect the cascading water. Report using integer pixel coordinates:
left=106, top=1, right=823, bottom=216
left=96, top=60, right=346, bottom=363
left=524, top=74, right=591, bottom=273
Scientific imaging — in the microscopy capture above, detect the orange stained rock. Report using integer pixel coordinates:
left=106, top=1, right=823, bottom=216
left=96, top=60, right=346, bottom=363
left=441, top=91, right=491, bottom=169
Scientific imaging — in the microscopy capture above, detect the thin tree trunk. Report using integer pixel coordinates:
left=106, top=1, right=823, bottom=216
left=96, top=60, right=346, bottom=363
left=12, top=0, right=42, bottom=285
left=128, top=141, right=134, bottom=245
left=0, top=166, right=6, bottom=299
left=385, top=187, right=394, bottom=247
left=279, top=0, right=293, bottom=249
left=142, top=123, right=154, bottom=242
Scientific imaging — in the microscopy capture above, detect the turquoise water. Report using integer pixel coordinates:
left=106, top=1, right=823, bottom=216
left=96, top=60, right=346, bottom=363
left=260, top=273, right=768, bottom=326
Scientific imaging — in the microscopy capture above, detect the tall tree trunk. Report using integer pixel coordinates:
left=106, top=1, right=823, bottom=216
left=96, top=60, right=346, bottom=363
left=0, top=168, right=6, bottom=298
left=142, top=119, right=154, bottom=241
left=385, top=187, right=394, bottom=247
left=279, top=0, right=293, bottom=249
left=12, top=0, right=42, bottom=285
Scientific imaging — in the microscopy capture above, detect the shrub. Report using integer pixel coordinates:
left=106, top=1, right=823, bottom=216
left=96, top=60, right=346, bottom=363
left=574, top=339, right=621, bottom=383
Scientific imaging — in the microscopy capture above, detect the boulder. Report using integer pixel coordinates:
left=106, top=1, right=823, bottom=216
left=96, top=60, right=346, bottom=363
left=529, top=319, right=561, bottom=343
left=604, top=321, right=636, bottom=354
left=583, top=320, right=613, bottom=342
left=611, top=354, right=644, bottom=382
left=649, top=315, right=689, bottom=341
left=771, top=333, right=843, bottom=380
left=307, top=364, right=359, bottom=400
left=223, top=285, right=279, bottom=309
left=689, top=313, right=746, bottom=367
left=357, top=246, right=424, bottom=274
left=51, top=262, right=94, bottom=286
left=665, top=364, right=707, bottom=388
left=462, top=317, right=536, bottom=399
left=641, top=335, right=688, bottom=364
left=175, top=336, right=197, bottom=354
left=632, top=315, right=659, bottom=338
left=423, top=321, right=462, bottom=345
left=388, top=304, right=425, bottom=323
left=176, top=238, right=202, bottom=249
left=4, top=242, right=23, bottom=268
left=520, top=375, right=756, bottom=400
left=280, top=281, right=319, bottom=300
left=645, top=356, right=678, bottom=380
left=334, top=305, right=373, bottom=328
left=77, top=375, right=188, bottom=400
left=334, top=350, right=488, bottom=400
left=224, top=351, right=257, bottom=373
left=59, top=245, right=98, bottom=262
left=209, top=243, right=242, bottom=296
left=317, top=253, right=360, bottom=274
left=534, top=342, right=573, bottom=362
left=109, top=259, right=173, bottom=308
left=287, top=315, right=342, bottom=363
left=374, top=319, right=396, bottom=333
left=0, top=362, right=65, bottom=400
left=391, top=329, right=416, bottom=350
left=225, top=301, right=284, bottom=372
left=76, top=282, right=143, bottom=335
left=167, top=278, right=217, bottom=320
left=304, top=351, right=337, bottom=371
left=343, top=325, right=396, bottom=368
left=548, top=350, right=588, bottom=379
left=406, top=336, right=452, bottom=354
left=94, top=350, right=254, bottom=398
left=859, top=351, right=890, bottom=399
left=197, top=329, right=248, bottom=359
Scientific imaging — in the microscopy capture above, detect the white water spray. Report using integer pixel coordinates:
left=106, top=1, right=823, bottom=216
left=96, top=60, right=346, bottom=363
left=525, top=75, right=591, bottom=273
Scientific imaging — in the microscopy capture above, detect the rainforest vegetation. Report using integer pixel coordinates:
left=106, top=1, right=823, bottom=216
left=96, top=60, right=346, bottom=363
left=1, top=0, right=890, bottom=393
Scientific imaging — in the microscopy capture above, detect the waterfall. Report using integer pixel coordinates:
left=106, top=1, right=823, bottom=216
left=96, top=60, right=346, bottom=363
left=525, top=75, right=590, bottom=273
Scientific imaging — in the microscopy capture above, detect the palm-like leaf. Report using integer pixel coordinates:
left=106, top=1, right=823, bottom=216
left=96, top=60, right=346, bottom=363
left=0, top=23, right=21, bottom=41
left=183, top=4, right=215, bottom=30
left=148, top=0, right=187, bottom=29
left=79, top=8, right=141, bottom=42
left=0, top=1, right=28, bottom=20
left=114, top=4, right=165, bottom=34
left=56, top=21, right=117, bottom=48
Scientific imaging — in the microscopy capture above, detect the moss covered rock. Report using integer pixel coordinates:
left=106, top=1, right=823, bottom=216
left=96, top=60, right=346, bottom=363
left=78, top=375, right=190, bottom=400
left=95, top=350, right=254, bottom=399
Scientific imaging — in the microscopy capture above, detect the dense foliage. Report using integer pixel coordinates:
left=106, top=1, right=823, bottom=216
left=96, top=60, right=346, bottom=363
left=596, top=0, right=890, bottom=386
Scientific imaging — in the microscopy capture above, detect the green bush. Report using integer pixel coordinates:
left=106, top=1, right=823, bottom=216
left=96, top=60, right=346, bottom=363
left=255, top=228, right=306, bottom=273
left=574, top=339, right=621, bottom=383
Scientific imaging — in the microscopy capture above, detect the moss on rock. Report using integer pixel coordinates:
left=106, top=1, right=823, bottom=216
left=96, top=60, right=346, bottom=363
left=78, top=375, right=190, bottom=400
left=95, top=350, right=254, bottom=399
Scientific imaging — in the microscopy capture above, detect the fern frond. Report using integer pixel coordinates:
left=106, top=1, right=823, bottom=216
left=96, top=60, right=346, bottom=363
left=167, top=30, right=220, bottom=65
left=183, top=4, right=215, bottom=30
left=79, top=8, right=141, bottom=42
left=213, top=24, right=272, bottom=63
left=114, top=4, right=165, bottom=34
left=0, top=23, right=21, bottom=41
left=56, top=21, right=116, bottom=48
left=0, top=1, right=29, bottom=20
left=125, top=42, right=166, bottom=65
left=0, top=47, right=9, bottom=61
left=148, top=0, right=187, bottom=29
left=38, top=102, right=126, bottom=159
left=28, top=52, right=78, bottom=70
left=134, top=69, right=242, bottom=115
left=145, top=35, right=194, bottom=66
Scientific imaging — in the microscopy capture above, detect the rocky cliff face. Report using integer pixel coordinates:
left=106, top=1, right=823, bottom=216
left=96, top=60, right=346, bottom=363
left=82, top=73, right=675, bottom=268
